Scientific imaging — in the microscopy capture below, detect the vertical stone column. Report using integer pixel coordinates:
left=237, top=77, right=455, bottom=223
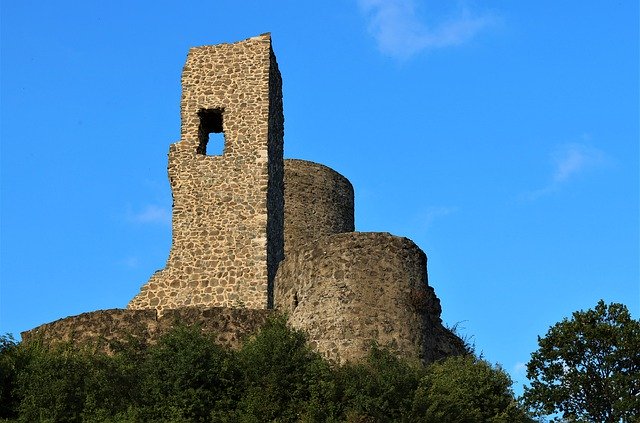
left=129, top=34, right=284, bottom=313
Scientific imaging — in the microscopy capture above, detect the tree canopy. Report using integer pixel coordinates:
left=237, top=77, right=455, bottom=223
left=523, top=300, right=640, bottom=422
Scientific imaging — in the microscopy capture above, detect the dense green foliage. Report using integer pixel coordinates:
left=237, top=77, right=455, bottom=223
left=413, top=355, right=532, bottom=422
left=1, top=316, right=532, bottom=422
left=0, top=335, right=21, bottom=419
left=523, top=300, right=640, bottom=422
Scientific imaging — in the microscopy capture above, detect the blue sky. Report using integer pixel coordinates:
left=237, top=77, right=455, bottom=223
left=2, top=1, right=638, bottom=391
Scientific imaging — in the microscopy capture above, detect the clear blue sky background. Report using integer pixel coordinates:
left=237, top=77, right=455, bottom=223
left=2, top=1, right=638, bottom=391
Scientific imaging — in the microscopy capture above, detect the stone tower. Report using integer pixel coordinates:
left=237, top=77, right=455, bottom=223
left=276, top=160, right=461, bottom=363
left=282, top=159, right=355, bottom=257
left=129, top=34, right=284, bottom=312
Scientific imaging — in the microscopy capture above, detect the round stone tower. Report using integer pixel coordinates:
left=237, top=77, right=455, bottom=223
left=274, top=232, right=458, bottom=364
left=283, top=159, right=354, bottom=257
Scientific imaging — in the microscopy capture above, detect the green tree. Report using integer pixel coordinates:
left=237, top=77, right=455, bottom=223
left=0, top=334, right=21, bottom=419
left=412, top=354, right=533, bottom=422
left=234, top=315, right=333, bottom=422
left=336, top=345, right=421, bottom=422
left=137, top=325, right=240, bottom=422
left=523, top=300, right=640, bottom=422
left=13, top=339, right=141, bottom=423
left=15, top=342, right=94, bottom=423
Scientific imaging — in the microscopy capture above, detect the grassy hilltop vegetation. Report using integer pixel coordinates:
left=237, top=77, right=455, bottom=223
left=2, top=300, right=638, bottom=422
left=1, top=316, right=531, bottom=423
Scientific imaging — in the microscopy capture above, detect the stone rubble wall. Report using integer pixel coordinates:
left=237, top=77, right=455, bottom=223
left=128, top=34, right=284, bottom=313
left=21, top=307, right=273, bottom=352
left=274, top=232, right=466, bottom=364
left=283, top=159, right=354, bottom=257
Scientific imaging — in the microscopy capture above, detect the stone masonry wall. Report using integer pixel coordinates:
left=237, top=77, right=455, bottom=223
left=275, top=232, right=466, bottom=364
left=22, top=307, right=273, bottom=352
left=283, top=159, right=354, bottom=257
left=129, top=34, right=284, bottom=313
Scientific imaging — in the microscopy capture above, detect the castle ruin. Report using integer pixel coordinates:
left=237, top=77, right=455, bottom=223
left=23, top=34, right=465, bottom=364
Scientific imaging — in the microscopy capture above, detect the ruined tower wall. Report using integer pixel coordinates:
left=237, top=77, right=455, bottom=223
left=283, top=159, right=354, bottom=257
left=275, top=232, right=465, bottom=364
left=129, top=34, right=284, bottom=312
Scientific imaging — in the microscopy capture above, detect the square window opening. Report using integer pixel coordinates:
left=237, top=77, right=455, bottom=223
left=197, top=108, right=225, bottom=155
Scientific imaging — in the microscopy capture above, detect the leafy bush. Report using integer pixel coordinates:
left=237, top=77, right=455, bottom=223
left=136, top=325, right=239, bottom=422
left=16, top=342, right=93, bottom=422
left=234, top=315, right=333, bottom=422
left=412, top=355, right=533, bottom=423
left=0, top=334, right=21, bottom=420
left=336, top=344, right=421, bottom=422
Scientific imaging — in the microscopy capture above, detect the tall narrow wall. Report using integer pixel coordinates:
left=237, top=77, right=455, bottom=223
left=129, top=34, right=284, bottom=313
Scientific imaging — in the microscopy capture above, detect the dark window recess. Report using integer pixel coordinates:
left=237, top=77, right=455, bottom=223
left=197, top=108, right=225, bottom=155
